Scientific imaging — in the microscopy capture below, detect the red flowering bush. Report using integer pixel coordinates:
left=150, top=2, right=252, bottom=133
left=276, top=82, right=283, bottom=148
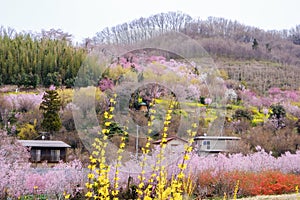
left=196, top=170, right=300, bottom=198
left=240, top=171, right=300, bottom=196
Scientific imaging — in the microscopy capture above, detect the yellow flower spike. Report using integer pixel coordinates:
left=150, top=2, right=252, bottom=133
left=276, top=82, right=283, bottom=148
left=185, top=146, right=193, bottom=152
left=223, top=192, right=227, bottom=200
left=88, top=164, right=96, bottom=170
left=102, top=129, right=107, bottom=134
left=85, top=191, right=93, bottom=198
left=64, top=193, right=70, bottom=199
left=161, top=138, right=167, bottom=143
left=113, top=93, right=117, bottom=98
left=166, top=114, right=172, bottom=121
left=85, top=183, right=93, bottom=189
left=233, top=180, right=240, bottom=200
left=191, top=123, right=197, bottom=128
left=105, top=122, right=111, bottom=126
left=138, top=97, right=143, bottom=103
left=164, top=121, right=171, bottom=125
left=104, top=111, right=109, bottom=118
left=88, top=173, right=95, bottom=179
left=139, top=182, right=144, bottom=189
left=163, top=127, right=168, bottom=132
left=183, top=154, right=190, bottom=160
left=188, top=138, right=194, bottom=144
left=178, top=172, right=185, bottom=179
left=167, top=109, right=172, bottom=114
left=150, top=109, right=156, bottom=113
left=120, top=143, right=125, bottom=148
left=178, top=163, right=187, bottom=170
left=108, top=114, right=113, bottom=119
left=109, top=107, right=115, bottom=112
left=137, top=175, right=142, bottom=180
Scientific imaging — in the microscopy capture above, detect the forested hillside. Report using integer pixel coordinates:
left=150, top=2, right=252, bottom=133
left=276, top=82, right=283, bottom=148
left=91, top=12, right=300, bottom=93
left=93, top=11, right=300, bottom=65
left=1, top=12, right=299, bottom=91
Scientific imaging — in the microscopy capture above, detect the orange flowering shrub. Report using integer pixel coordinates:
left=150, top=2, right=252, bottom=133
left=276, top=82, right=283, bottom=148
left=197, top=170, right=300, bottom=198
left=240, top=171, right=300, bottom=196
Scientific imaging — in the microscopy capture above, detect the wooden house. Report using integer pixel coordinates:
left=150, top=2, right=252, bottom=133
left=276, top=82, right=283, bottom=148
left=18, top=140, right=71, bottom=164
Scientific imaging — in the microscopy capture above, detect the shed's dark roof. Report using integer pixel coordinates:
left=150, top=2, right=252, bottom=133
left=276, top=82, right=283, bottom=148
left=18, top=140, right=71, bottom=148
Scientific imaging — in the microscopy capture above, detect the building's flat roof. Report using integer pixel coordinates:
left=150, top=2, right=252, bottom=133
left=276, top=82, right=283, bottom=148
left=194, top=136, right=241, bottom=140
left=18, top=140, right=71, bottom=148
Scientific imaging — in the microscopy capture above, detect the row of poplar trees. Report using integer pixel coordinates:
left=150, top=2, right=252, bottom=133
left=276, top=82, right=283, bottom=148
left=0, top=27, right=87, bottom=88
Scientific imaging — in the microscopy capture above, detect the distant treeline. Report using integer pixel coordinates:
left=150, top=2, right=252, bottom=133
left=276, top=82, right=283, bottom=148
left=0, top=27, right=86, bottom=88
left=94, top=11, right=300, bottom=46
left=92, top=11, right=300, bottom=65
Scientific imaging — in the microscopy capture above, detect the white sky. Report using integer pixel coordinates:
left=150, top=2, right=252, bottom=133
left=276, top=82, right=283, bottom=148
left=1, top=0, right=299, bottom=43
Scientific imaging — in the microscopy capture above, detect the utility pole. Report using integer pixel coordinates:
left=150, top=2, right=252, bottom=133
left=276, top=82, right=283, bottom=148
left=136, top=125, right=139, bottom=161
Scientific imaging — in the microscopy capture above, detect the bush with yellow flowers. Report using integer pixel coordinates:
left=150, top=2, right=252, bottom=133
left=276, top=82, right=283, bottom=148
left=84, top=95, right=197, bottom=200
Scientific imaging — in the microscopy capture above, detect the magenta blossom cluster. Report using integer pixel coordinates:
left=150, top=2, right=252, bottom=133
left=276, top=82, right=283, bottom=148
left=240, top=87, right=300, bottom=109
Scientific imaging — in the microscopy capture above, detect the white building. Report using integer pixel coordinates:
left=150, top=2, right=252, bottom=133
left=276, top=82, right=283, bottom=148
left=194, top=136, right=241, bottom=156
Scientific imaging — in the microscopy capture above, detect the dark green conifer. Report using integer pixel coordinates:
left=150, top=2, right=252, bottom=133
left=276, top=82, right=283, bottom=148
left=40, top=86, right=62, bottom=134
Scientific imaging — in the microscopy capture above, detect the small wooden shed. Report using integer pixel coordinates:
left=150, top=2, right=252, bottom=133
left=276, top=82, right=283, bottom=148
left=18, top=140, right=71, bottom=164
left=152, top=136, right=188, bottom=154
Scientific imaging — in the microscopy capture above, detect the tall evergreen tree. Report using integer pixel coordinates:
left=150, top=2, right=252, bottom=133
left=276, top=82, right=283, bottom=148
left=39, top=86, right=62, bottom=135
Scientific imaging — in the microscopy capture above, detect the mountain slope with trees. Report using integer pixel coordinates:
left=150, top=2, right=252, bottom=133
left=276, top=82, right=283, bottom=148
left=1, top=12, right=299, bottom=91
left=90, top=11, right=300, bottom=93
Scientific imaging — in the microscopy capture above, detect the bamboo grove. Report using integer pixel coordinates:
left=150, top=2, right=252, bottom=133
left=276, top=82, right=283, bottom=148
left=0, top=27, right=87, bottom=88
